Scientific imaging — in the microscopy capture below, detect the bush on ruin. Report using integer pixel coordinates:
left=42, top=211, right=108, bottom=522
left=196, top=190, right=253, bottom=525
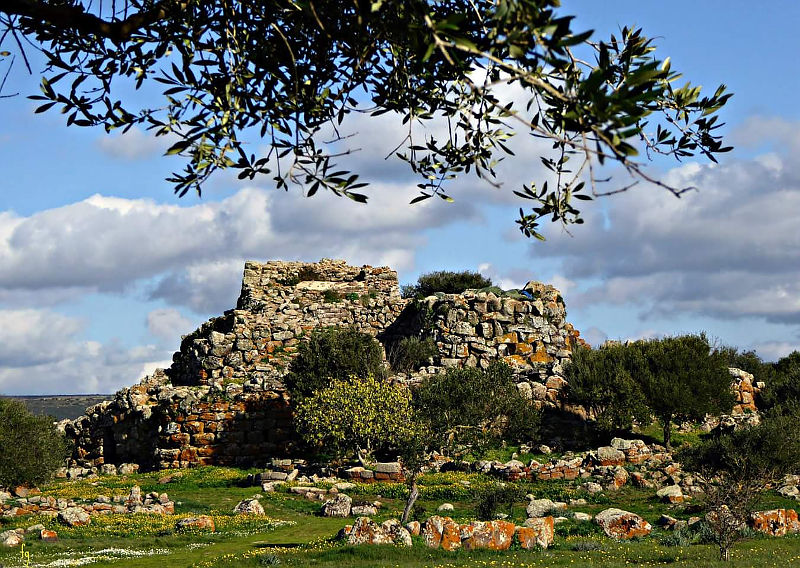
left=401, top=270, right=493, bottom=299
left=388, top=336, right=439, bottom=376
left=283, top=326, right=385, bottom=399
left=413, top=361, right=540, bottom=455
left=0, top=398, right=72, bottom=488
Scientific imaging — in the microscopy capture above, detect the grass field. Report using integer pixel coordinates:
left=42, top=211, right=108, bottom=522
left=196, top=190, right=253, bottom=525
left=1, top=466, right=799, bottom=567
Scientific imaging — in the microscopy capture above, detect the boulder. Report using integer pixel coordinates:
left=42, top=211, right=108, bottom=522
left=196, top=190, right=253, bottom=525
left=421, top=515, right=461, bottom=551
left=321, top=494, right=352, bottom=518
left=351, top=504, right=378, bottom=517
left=750, top=509, right=800, bottom=536
left=596, top=446, right=626, bottom=466
left=0, top=529, right=24, bottom=547
left=233, top=498, right=265, bottom=515
left=405, top=520, right=421, bottom=536
left=526, top=498, right=564, bottom=518
left=58, top=507, right=91, bottom=527
left=656, top=485, right=685, bottom=504
left=517, top=516, right=554, bottom=549
left=594, top=508, right=652, bottom=539
left=573, top=512, right=593, bottom=522
left=176, top=515, right=216, bottom=531
left=40, top=529, right=59, bottom=542
left=341, top=517, right=410, bottom=546
left=437, top=503, right=455, bottom=512
left=460, top=520, right=516, bottom=550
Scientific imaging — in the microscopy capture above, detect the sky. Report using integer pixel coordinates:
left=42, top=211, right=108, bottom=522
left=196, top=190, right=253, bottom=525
left=1, top=1, right=799, bottom=394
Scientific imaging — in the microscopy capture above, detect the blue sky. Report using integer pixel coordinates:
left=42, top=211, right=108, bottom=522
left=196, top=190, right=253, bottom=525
left=1, top=1, right=799, bottom=394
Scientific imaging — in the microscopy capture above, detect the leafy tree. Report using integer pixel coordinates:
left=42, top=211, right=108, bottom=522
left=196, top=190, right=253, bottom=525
left=283, top=326, right=385, bottom=399
left=413, top=361, right=540, bottom=455
left=293, top=374, right=416, bottom=466
left=760, top=351, right=800, bottom=412
left=0, top=398, right=72, bottom=488
left=564, top=343, right=650, bottom=433
left=1, top=1, right=731, bottom=238
left=678, top=411, right=800, bottom=561
left=632, top=334, right=735, bottom=449
left=401, top=270, right=493, bottom=299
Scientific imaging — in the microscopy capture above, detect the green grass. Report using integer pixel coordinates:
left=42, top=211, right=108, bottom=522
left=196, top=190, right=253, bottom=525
left=1, top=467, right=799, bottom=568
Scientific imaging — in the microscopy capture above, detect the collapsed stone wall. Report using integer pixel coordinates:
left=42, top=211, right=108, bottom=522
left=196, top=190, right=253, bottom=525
left=66, top=259, right=585, bottom=471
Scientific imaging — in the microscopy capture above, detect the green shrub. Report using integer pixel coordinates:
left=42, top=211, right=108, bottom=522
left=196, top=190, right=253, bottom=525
left=388, top=336, right=439, bottom=375
left=0, top=398, right=72, bottom=487
left=323, top=289, right=342, bottom=303
left=283, top=326, right=386, bottom=398
left=475, top=484, right=526, bottom=520
left=414, top=362, right=540, bottom=455
left=401, top=270, right=493, bottom=299
left=294, top=375, right=417, bottom=465
left=564, top=344, right=650, bottom=432
left=760, top=351, right=800, bottom=412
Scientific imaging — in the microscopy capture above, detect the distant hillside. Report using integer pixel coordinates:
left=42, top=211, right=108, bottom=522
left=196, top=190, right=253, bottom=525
left=3, top=395, right=112, bottom=421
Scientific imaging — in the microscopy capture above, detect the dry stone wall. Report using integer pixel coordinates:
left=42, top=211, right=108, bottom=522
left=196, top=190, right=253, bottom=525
left=66, top=259, right=585, bottom=471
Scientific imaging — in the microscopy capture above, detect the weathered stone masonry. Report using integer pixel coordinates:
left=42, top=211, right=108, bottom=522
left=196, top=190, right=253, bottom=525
left=66, top=259, right=586, bottom=471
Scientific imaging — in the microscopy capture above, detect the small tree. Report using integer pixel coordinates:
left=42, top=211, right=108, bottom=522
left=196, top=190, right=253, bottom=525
left=388, top=336, right=439, bottom=377
left=413, top=362, right=540, bottom=455
left=678, top=411, right=800, bottom=561
left=294, top=375, right=416, bottom=466
left=760, top=351, right=800, bottom=412
left=0, top=398, right=72, bottom=488
left=401, top=270, right=493, bottom=299
left=633, top=334, right=735, bottom=449
left=283, top=326, right=385, bottom=399
left=564, top=344, right=650, bottom=433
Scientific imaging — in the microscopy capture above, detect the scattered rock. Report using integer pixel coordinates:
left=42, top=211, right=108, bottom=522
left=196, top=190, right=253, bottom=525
left=405, top=521, right=421, bottom=536
left=573, top=512, right=593, bottom=522
left=594, top=508, right=652, bottom=539
left=422, top=515, right=461, bottom=551
left=517, top=516, right=554, bottom=549
left=526, top=499, right=565, bottom=518
left=40, top=529, right=59, bottom=542
left=0, top=529, right=24, bottom=547
left=351, top=504, right=378, bottom=517
left=58, top=507, right=91, bottom=527
left=437, top=503, right=455, bottom=512
left=460, top=520, right=516, bottom=550
left=340, top=517, right=411, bottom=546
left=750, top=509, right=800, bottom=536
left=233, top=499, right=265, bottom=515
left=656, top=485, right=685, bottom=504
left=321, top=494, right=352, bottom=518
left=176, top=515, right=216, bottom=531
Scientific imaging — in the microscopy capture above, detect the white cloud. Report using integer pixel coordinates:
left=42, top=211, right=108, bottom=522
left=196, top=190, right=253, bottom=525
left=96, top=127, right=173, bottom=160
left=533, top=118, right=800, bottom=325
left=146, top=308, right=194, bottom=344
left=749, top=341, right=799, bottom=362
left=0, top=309, right=170, bottom=395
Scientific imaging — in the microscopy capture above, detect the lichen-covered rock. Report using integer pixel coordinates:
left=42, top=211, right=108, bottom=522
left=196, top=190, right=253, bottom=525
left=594, top=508, right=651, bottom=539
left=340, top=517, right=411, bottom=546
left=526, top=499, right=565, bottom=518
left=351, top=504, right=378, bottom=517
left=58, top=507, right=91, bottom=527
left=517, top=516, right=554, bottom=549
left=405, top=520, right=421, bottom=536
left=422, top=516, right=461, bottom=551
left=459, top=520, right=516, bottom=550
left=656, top=485, right=685, bottom=504
left=40, top=529, right=59, bottom=542
left=176, top=515, right=216, bottom=531
left=0, top=530, right=23, bottom=547
left=596, top=446, right=626, bottom=466
left=233, top=498, right=264, bottom=515
left=321, top=494, right=352, bottom=518
left=750, top=509, right=800, bottom=536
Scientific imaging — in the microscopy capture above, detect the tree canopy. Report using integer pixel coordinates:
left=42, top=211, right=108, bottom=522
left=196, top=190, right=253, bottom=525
left=1, top=1, right=731, bottom=238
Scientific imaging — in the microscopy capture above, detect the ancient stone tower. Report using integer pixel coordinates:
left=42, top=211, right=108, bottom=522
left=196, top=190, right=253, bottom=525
left=66, top=259, right=585, bottom=470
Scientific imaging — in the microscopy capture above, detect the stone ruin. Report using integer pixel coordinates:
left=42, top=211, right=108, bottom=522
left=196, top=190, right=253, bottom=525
left=64, top=259, right=586, bottom=471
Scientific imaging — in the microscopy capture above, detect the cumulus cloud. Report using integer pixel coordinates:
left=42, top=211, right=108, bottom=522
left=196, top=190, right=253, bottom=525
left=96, top=127, right=173, bottom=160
left=0, top=309, right=170, bottom=394
left=750, top=341, right=799, bottom=362
left=533, top=119, right=800, bottom=325
left=0, top=182, right=483, bottom=312
left=146, top=308, right=195, bottom=344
